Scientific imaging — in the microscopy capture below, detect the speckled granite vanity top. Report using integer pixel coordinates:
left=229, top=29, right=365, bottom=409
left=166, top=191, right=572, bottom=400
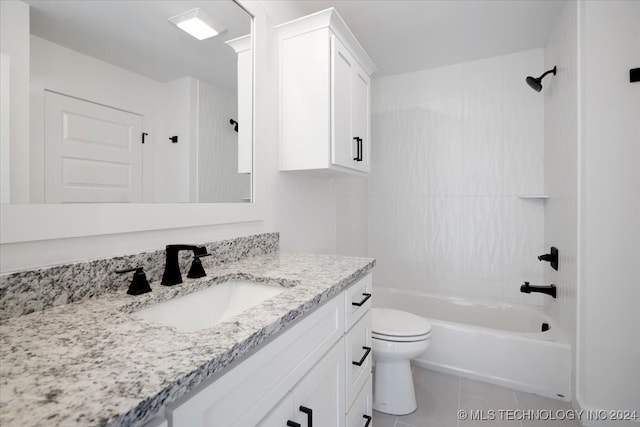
left=0, top=252, right=374, bottom=427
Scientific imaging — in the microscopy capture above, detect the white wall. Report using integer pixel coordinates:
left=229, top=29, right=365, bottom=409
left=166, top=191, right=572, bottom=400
left=197, top=80, right=249, bottom=203
left=369, top=49, right=546, bottom=306
left=0, top=0, right=366, bottom=272
left=577, top=0, right=640, bottom=423
left=0, top=0, right=29, bottom=203
left=159, top=77, right=193, bottom=203
left=543, top=0, right=579, bottom=396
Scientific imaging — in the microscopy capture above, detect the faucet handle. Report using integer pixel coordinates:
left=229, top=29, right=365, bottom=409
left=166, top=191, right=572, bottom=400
left=116, top=266, right=152, bottom=296
left=537, top=246, right=559, bottom=271
left=187, top=252, right=211, bottom=279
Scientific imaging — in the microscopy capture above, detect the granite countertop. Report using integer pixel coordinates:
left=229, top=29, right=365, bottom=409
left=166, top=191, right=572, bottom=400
left=0, top=252, right=375, bottom=427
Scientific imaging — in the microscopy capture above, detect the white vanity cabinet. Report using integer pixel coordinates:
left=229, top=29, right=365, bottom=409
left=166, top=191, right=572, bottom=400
left=277, top=8, right=376, bottom=175
left=164, top=273, right=373, bottom=427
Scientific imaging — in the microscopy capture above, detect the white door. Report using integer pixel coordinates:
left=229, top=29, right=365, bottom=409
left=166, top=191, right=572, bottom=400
left=44, top=91, right=143, bottom=203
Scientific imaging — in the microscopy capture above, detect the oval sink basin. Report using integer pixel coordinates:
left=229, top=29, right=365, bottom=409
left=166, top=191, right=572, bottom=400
left=132, top=280, right=285, bottom=332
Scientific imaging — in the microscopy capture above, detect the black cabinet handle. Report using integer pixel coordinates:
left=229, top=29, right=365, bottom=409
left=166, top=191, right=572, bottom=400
left=299, top=406, right=312, bottom=427
left=353, top=346, right=372, bottom=366
left=352, top=293, right=371, bottom=307
left=363, top=414, right=372, bottom=427
left=286, top=422, right=301, bottom=427
left=352, top=137, right=363, bottom=162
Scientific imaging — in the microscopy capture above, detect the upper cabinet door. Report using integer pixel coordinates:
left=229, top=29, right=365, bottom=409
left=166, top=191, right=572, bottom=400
left=351, top=64, right=370, bottom=173
left=331, top=35, right=354, bottom=169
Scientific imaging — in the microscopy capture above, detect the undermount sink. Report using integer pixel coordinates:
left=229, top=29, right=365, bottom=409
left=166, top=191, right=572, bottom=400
left=132, top=280, right=285, bottom=332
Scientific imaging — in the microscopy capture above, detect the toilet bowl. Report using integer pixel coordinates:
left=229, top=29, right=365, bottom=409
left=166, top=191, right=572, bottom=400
left=372, top=307, right=432, bottom=415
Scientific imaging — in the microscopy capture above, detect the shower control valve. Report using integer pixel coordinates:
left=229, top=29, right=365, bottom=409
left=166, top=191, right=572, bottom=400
left=537, top=246, right=559, bottom=271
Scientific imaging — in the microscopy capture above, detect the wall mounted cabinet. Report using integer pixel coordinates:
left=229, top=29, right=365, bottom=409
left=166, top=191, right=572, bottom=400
left=277, top=8, right=376, bottom=175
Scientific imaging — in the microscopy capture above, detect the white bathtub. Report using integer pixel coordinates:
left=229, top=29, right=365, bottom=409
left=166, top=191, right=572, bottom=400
left=373, top=287, right=571, bottom=400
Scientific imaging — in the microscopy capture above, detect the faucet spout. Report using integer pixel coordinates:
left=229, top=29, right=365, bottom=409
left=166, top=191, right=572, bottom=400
left=161, top=244, right=207, bottom=286
left=520, top=282, right=557, bottom=298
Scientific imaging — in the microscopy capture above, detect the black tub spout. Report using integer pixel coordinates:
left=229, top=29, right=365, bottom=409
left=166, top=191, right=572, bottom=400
left=520, top=282, right=557, bottom=298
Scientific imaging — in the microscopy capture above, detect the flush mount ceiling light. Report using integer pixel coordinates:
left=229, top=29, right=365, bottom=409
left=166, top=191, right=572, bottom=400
left=168, top=8, right=225, bottom=40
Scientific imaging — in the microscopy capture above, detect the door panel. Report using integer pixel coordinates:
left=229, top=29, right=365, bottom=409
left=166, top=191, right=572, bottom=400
left=351, top=65, right=370, bottom=172
left=331, top=35, right=354, bottom=169
left=44, top=91, right=143, bottom=202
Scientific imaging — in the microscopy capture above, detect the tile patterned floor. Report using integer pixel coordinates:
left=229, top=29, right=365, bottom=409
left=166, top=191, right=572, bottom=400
left=373, top=366, right=581, bottom=427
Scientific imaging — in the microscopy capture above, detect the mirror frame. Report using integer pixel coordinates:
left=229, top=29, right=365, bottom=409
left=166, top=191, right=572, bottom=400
left=0, top=0, right=263, bottom=244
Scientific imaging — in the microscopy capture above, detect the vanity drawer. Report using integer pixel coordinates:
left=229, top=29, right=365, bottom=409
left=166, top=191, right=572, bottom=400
left=345, top=310, right=372, bottom=409
left=346, top=376, right=372, bottom=427
left=345, top=273, right=372, bottom=332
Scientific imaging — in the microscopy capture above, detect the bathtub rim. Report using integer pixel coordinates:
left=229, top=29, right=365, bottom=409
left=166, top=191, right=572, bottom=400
left=372, top=286, right=569, bottom=343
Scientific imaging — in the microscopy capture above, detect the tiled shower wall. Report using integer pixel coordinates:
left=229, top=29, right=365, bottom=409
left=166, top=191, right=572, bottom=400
left=369, top=49, right=546, bottom=306
left=543, top=0, right=578, bottom=374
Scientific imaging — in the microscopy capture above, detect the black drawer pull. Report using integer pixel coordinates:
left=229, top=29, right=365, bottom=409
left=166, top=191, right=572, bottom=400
left=286, top=422, right=300, bottom=427
left=299, top=406, right=312, bottom=427
left=363, top=414, right=372, bottom=427
left=352, top=293, right=371, bottom=307
left=352, top=346, right=372, bottom=366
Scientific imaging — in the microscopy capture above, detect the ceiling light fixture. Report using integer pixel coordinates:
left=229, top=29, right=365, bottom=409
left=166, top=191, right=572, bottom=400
left=168, top=8, right=225, bottom=40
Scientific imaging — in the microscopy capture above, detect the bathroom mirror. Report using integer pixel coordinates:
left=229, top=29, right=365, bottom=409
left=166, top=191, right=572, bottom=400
left=12, top=0, right=252, bottom=204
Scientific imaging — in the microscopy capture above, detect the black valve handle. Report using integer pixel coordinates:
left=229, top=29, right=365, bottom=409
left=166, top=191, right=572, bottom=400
left=353, top=346, right=372, bottom=366
left=194, top=252, right=211, bottom=259
left=299, top=406, right=312, bottom=427
left=363, top=414, right=372, bottom=427
left=352, top=293, right=371, bottom=307
left=286, top=422, right=300, bottom=427
left=116, top=266, right=151, bottom=295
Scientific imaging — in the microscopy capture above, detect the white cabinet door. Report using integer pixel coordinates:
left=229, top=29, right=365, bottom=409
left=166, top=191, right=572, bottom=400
left=331, top=35, right=370, bottom=173
left=257, top=393, right=294, bottom=427
left=44, top=91, right=143, bottom=203
left=292, top=340, right=345, bottom=427
left=331, top=35, right=354, bottom=169
left=258, top=341, right=346, bottom=427
left=351, top=64, right=370, bottom=173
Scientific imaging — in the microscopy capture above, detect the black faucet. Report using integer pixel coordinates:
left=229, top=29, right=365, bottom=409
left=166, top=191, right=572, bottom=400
left=161, top=244, right=208, bottom=286
left=520, top=282, right=557, bottom=298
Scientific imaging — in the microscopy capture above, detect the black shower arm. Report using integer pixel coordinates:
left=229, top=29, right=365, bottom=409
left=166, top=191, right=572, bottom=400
left=537, top=66, right=557, bottom=80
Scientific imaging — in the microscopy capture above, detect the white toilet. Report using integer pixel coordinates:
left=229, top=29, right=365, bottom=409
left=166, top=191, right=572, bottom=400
left=372, top=307, right=432, bottom=415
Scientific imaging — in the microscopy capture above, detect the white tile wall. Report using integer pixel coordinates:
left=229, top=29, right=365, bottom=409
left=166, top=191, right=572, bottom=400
left=369, top=49, right=546, bottom=306
left=543, top=0, right=578, bottom=368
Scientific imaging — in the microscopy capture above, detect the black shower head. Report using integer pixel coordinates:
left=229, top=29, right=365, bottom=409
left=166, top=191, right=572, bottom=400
left=526, top=76, right=543, bottom=92
left=526, top=66, right=557, bottom=92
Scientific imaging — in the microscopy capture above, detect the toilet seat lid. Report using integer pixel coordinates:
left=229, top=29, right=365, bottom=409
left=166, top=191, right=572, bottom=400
left=372, top=308, right=432, bottom=337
